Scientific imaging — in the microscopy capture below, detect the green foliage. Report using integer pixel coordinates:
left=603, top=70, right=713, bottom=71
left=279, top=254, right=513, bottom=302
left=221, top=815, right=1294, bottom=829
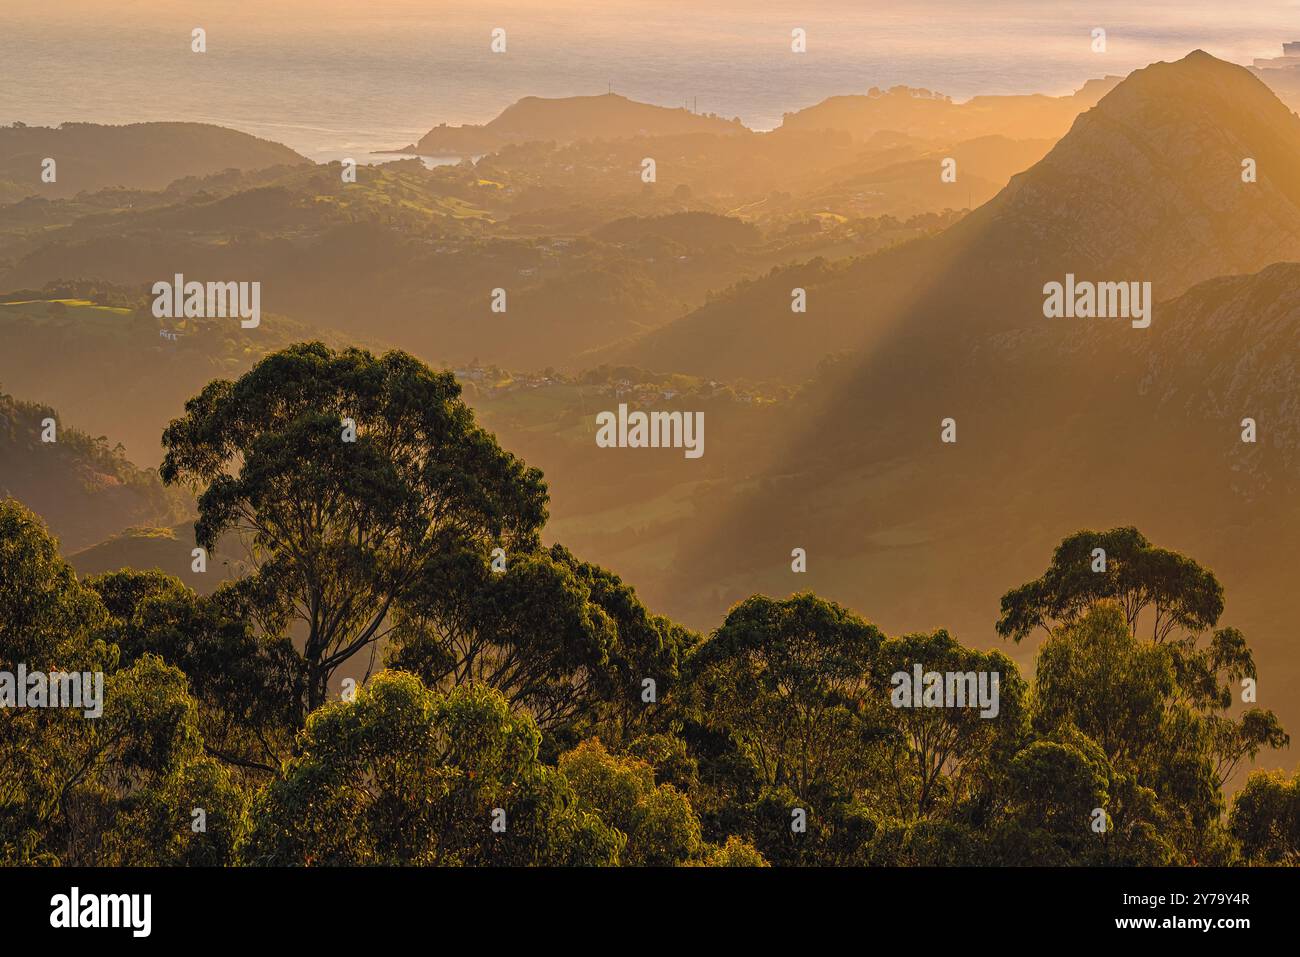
left=692, top=835, right=769, bottom=867
left=5, top=354, right=1296, bottom=874
left=559, top=738, right=702, bottom=866
left=991, top=529, right=1290, bottom=863
left=96, top=756, right=248, bottom=866
left=997, top=527, right=1223, bottom=643
left=160, top=342, right=548, bottom=713
left=88, top=569, right=304, bottom=773
left=1027, top=603, right=1228, bottom=863
left=1033, top=603, right=1177, bottom=760
left=871, top=629, right=1028, bottom=820
left=626, top=786, right=702, bottom=866
left=865, top=819, right=986, bottom=866
left=0, top=500, right=246, bottom=865
left=683, top=593, right=889, bottom=802
left=385, top=542, right=695, bottom=749
left=1230, top=768, right=1300, bottom=864
left=243, top=674, right=620, bottom=865
left=624, top=732, right=700, bottom=794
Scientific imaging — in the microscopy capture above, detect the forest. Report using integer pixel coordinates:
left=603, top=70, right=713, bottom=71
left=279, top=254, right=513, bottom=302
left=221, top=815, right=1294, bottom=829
left=2, top=341, right=1294, bottom=867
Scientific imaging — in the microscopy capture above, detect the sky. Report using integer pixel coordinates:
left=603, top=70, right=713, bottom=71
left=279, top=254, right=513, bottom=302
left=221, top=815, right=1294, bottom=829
left=4, top=0, right=1300, bottom=158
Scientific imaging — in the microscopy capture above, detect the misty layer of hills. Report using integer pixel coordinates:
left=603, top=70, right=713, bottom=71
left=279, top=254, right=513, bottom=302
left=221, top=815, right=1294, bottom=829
left=2, top=50, right=1299, bottom=772
left=399, top=91, right=747, bottom=154
left=0, top=122, right=306, bottom=200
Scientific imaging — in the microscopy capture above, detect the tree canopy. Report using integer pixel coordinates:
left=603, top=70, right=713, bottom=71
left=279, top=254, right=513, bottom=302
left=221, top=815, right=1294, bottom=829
left=159, top=342, right=548, bottom=713
left=2, top=349, right=1294, bottom=868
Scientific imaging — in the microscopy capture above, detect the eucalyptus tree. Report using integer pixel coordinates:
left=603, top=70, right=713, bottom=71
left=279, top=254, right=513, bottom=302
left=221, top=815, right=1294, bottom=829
left=160, top=342, right=548, bottom=715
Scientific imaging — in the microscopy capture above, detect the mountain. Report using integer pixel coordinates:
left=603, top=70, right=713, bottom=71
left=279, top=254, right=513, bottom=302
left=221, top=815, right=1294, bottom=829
left=778, top=77, right=1122, bottom=142
left=0, top=122, right=307, bottom=200
left=613, top=52, right=1300, bottom=382
left=554, top=59, right=1300, bottom=771
left=0, top=388, right=190, bottom=552
left=965, top=50, right=1300, bottom=299
left=402, top=93, right=746, bottom=154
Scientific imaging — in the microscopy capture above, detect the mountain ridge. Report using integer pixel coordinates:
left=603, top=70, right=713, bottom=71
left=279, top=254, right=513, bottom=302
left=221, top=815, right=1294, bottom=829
left=401, top=92, right=745, bottom=154
left=611, top=51, right=1300, bottom=382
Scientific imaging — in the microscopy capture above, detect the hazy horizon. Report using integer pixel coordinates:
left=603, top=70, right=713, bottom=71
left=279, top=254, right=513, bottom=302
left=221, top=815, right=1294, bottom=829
left=5, top=0, right=1300, bottom=160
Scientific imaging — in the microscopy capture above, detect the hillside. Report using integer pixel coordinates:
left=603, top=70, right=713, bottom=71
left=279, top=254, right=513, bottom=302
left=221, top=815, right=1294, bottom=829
left=779, top=77, right=1122, bottom=142
left=1130, top=261, right=1300, bottom=488
left=405, top=93, right=745, bottom=154
left=566, top=261, right=1300, bottom=779
left=0, top=389, right=190, bottom=552
left=67, top=521, right=244, bottom=593
left=0, top=159, right=951, bottom=375
left=0, top=122, right=307, bottom=200
left=0, top=292, right=369, bottom=467
left=792, top=134, right=1056, bottom=219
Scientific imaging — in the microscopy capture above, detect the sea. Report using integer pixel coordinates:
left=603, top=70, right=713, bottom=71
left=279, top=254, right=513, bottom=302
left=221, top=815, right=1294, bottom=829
left=2, top=0, right=1297, bottom=163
